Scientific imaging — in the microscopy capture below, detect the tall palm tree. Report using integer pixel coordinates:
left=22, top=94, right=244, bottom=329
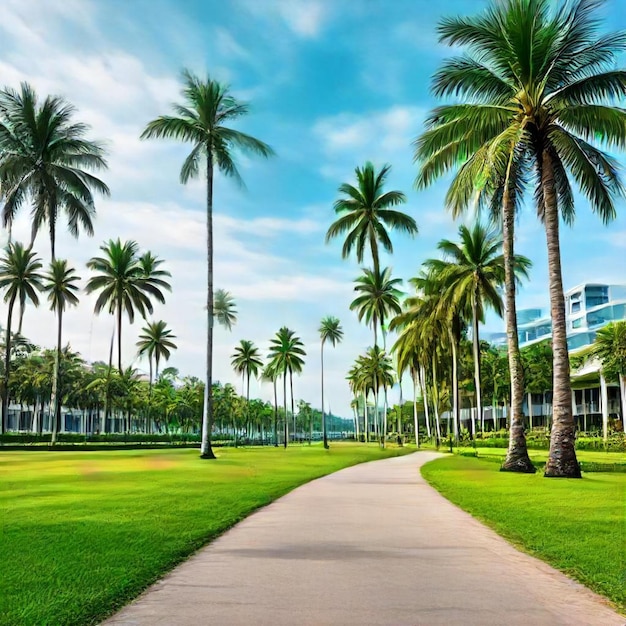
left=0, top=83, right=109, bottom=259
left=42, top=260, right=80, bottom=444
left=425, top=223, right=531, bottom=441
left=326, top=162, right=417, bottom=275
left=136, top=320, right=178, bottom=394
left=591, top=322, right=626, bottom=433
left=319, top=316, right=343, bottom=449
left=415, top=0, right=626, bottom=477
left=214, top=289, right=237, bottom=331
left=359, top=346, right=394, bottom=447
left=85, top=239, right=171, bottom=373
left=231, top=339, right=264, bottom=438
left=350, top=267, right=403, bottom=347
left=0, top=243, right=43, bottom=433
left=267, top=327, right=306, bottom=448
left=142, top=70, right=274, bottom=460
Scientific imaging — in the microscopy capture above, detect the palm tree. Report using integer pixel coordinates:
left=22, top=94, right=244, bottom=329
left=42, top=260, right=80, bottom=444
left=359, top=346, right=394, bottom=447
left=214, top=289, right=237, bottom=331
left=591, top=322, right=626, bottom=433
left=0, top=243, right=43, bottom=433
left=231, top=340, right=263, bottom=439
left=425, top=223, right=531, bottom=440
left=326, top=162, right=417, bottom=275
left=415, top=0, right=626, bottom=477
left=85, top=239, right=171, bottom=373
left=136, top=321, right=178, bottom=394
left=319, top=316, right=343, bottom=449
left=142, top=70, right=274, bottom=460
left=350, top=267, right=403, bottom=347
left=0, top=83, right=109, bottom=259
left=267, top=327, right=306, bottom=448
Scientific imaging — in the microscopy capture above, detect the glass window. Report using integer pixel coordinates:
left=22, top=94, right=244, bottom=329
left=572, top=317, right=582, bottom=329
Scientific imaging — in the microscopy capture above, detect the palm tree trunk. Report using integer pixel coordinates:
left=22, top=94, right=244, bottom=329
left=117, top=302, right=123, bottom=374
left=471, top=296, right=481, bottom=441
left=363, top=390, right=368, bottom=442
left=246, top=372, right=250, bottom=441
left=273, top=377, right=278, bottom=447
left=501, top=171, right=535, bottom=473
left=283, top=372, right=288, bottom=449
left=412, top=373, right=419, bottom=447
left=432, top=355, right=442, bottom=444
left=419, top=365, right=431, bottom=438
left=51, top=308, right=63, bottom=445
left=201, top=152, right=216, bottom=459
left=1, top=292, right=17, bottom=434
left=449, top=327, right=460, bottom=442
left=289, top=367, right=295, bottom=443
left=321, top=341, right=328, bottom=449
left=620, top=374, right=626, bottom=434
left=541, top=151, right=581, bottom=478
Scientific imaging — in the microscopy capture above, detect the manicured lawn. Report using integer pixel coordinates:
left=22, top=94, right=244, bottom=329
left=0, top=444, right=411, bottom=626
left=421, top=455, right=626, bottom=611
left=461, top=447, right=626, bottom=465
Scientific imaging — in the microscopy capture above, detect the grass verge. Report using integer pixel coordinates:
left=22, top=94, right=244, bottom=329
left=421, top=455, right=626, bottom=612
left=0, top=443, right=411, bottom=625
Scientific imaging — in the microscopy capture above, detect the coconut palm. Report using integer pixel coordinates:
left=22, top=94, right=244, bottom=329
left=136, top=320, right=178, bottom=394
left=350, top=267, right=403, bottom=348
left=141, top=70, right=273, bottom=460
left=231, top=340, right=264, bottom=438
left=85, top=239, right=171, bottom=373
left=319, top=316, right=343, bottom=449
left=267, top=327, right=306, bottom=448
left=425, top=223, right=531, bottom=440
left=0, top=243, right=43, bottom=433
left=0, top=83, right=109, bottom=259
left=415, top=0, right=626, bottom=477
left=214, top=289, right=237, bottom=331
left=42, top=260, right=80, bottom=443
left=326, top=162, right=417, bottom=275
left=591, top=322, right=626, bottom=433
left=359, top=346, right=394, bottom=447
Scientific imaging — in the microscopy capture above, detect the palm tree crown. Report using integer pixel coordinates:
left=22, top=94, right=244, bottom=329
left=231, top=340, right=264, bottom=383
left=350, top=267, right=403, bottom=347
left=214, top=289, right=237, bottom=330
left=85, top=239, right=171, bottom=371
left=136, top=320, right=178, bottom=381
left=0, top=83, right=109, bottom=258
left=43, top=259, right=80, bottom=314
left=326, top=162, right=417, bottom=274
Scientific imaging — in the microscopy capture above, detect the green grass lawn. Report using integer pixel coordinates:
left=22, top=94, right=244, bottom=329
left=421, top=455, right=626, bottom=611
left=0, top=443, right=411, bottom=626
left=460, top=447, right=626, bottom=465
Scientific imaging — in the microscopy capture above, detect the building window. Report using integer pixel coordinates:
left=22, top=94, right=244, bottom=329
left=572, top=317, right=582, bottom=329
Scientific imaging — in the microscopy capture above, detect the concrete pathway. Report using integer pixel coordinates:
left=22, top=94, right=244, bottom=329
left=105, top=452, right=623, bottom=625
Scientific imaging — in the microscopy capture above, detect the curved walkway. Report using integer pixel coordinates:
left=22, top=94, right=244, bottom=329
left=105, top=452, right=622, bottom=625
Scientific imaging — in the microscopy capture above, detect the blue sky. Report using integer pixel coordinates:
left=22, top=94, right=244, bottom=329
left=2, top=0, right=626, bottom=417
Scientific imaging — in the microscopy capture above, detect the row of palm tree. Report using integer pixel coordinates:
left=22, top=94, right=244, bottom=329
left=0, top=239, right=176, bottom=434
left=413, top=0, right=626, bottom=477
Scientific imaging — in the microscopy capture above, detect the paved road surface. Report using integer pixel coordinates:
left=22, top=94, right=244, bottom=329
left=105, top=451, right=623, bottom=625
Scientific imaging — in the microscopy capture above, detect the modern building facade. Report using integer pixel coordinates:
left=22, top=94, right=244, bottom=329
left=515, top=283, right=626, bottom=351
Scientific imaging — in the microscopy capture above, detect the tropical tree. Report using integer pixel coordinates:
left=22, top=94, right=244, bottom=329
left=42, top=259, right=80, bottom=443
left=267, top=327, right=306, bottom=448
left=326, top=162, right=417, bottom=275
left=319, top=316, right=343, bottom=449
left=214, top=289, right=237, bottom=330
left=0, top=243, right=43, bottom=433
left=0, top=83, right=109, bottom=259
left=231, top=339, right=264, bottom=438
left=86, top=239, right=171, bottom=372
left=414, top=0, right=626, bottom=477
left=591, top=322, right=626, bottom=433
left=425, top=223, right=531, bottom=439
left=136, top=320, right=178, bottom=394
left=350, top=267, right=403, bottom=347
left=142, top=70, right=273, bottom=460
